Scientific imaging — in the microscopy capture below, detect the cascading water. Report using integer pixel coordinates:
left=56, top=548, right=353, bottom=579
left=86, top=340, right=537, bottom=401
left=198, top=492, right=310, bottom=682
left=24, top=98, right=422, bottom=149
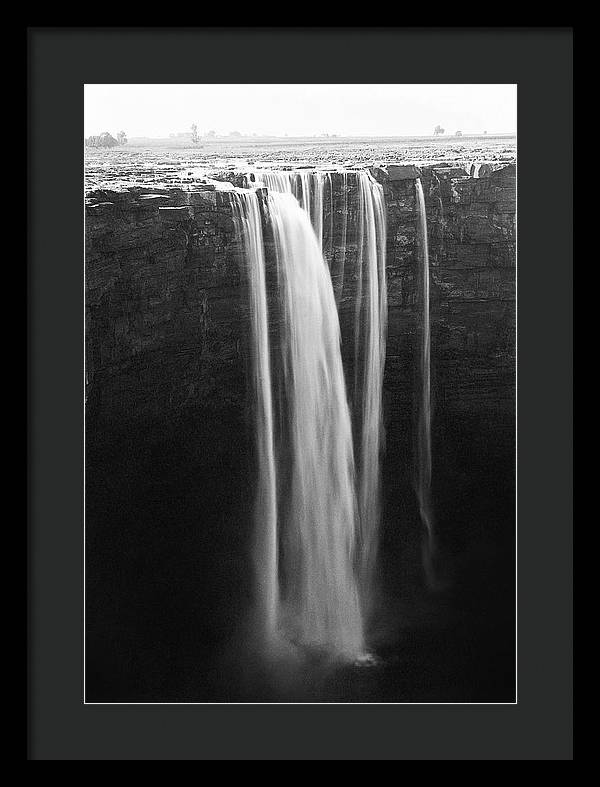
left=269, top=191, right=364, bottom=658
left=414, top=179, right=436, bottom=584
left=331, top=171, right=348, bottom=305
left=353, top=171, right=387, bottom=603
left=255, top=170, right=329, bottom=251
left=256, top=169, right=388, bottom=608
left=234, top=168, right=388, bottom=661
left=230, top=190, right=279, bottom=643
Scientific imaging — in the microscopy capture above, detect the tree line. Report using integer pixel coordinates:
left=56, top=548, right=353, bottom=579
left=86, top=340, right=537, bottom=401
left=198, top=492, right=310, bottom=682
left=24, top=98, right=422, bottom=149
left=85, top=131, right=127, bottom=148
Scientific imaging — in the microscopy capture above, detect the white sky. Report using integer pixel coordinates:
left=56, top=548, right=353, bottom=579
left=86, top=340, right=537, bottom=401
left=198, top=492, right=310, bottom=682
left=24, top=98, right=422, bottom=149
left=84, top=84, right=517, bottom=138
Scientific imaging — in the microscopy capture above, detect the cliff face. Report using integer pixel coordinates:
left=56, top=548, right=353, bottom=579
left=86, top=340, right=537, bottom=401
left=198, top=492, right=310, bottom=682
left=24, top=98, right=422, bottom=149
left=85, top=164, right=515, bottom=454
left=85, top=187, right=245, bottom=432
left=85, top=165, right=516, bottom=702
left=383, top=164, right=516, bottom=458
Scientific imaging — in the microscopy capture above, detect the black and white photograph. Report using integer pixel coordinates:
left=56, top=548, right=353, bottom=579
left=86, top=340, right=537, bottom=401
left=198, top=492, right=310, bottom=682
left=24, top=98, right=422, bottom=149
left=27, top=26, right=575, bottom=760
left=84, top=83, right=518, bottom=704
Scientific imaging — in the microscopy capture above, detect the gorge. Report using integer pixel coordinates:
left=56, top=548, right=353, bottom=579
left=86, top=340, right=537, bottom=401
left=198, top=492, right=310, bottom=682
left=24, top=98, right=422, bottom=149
left=85, top=159, right=516, bottom=702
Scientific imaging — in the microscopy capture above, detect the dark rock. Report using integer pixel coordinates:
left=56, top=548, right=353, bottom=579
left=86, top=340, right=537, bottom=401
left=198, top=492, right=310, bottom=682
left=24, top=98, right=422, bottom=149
left=382, top=164, right=422, bottom=181
left=85, top=167, right=515, bottom=453
left=158, top=205, right=193, bottom=222
left=432, top=166, right=469, bottom=179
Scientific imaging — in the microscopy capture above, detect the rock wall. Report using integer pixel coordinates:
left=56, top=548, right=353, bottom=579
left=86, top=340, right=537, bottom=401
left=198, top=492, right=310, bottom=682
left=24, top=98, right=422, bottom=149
left=380, top=163, right=516, bottom=458
left=85, top=186, right=245, bottom=436
left=85, top=164, right=515, bottom=456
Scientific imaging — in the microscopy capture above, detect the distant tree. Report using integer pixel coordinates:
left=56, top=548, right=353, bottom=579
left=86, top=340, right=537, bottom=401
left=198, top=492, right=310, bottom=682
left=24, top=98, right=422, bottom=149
left=116, top=130, right=127, bottom=145
left=229, top=130, right=242, bottom=138
left=207, top=130, right=216, bottom=138
left=434, top=125, right=445, bottom=136
left=85, top=131, right=119, bottom=148
left=455, top=130, right=462, bottom=137
left=191, top=124, right=199, bottom=144
left=483, top=130, right=488, bottom=135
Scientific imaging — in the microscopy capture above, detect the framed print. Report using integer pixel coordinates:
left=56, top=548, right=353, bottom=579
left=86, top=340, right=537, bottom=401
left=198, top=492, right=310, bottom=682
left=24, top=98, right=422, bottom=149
left=28, top=27, right=573, bottom=760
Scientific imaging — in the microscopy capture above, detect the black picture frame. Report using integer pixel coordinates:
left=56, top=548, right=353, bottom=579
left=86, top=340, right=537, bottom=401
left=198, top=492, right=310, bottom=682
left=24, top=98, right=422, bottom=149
left=28, top=26, right=573, bottom=760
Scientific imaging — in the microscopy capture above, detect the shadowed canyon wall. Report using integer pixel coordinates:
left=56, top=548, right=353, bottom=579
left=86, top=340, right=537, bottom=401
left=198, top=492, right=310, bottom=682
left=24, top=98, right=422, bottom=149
left=85, top=164, right=515, bottom=445
left=84, top=164, right=515, bottom=701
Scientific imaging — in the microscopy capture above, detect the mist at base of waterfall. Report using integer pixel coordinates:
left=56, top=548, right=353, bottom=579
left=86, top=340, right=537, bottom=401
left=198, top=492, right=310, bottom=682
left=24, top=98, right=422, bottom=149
left=85, top=400, right=515, bottom=702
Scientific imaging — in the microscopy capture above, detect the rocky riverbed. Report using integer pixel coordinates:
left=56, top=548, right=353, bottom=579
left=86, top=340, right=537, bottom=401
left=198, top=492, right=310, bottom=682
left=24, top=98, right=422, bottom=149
left=84, top=134, right=516, bottom=192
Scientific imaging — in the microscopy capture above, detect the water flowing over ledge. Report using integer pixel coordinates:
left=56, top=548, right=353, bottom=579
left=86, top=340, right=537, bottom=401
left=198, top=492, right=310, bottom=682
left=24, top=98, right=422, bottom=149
left=415, top=179, right=436, bottom=587
left=230, top=190, right=279, bottom=644
left=232, top=169, right=388, bottom=661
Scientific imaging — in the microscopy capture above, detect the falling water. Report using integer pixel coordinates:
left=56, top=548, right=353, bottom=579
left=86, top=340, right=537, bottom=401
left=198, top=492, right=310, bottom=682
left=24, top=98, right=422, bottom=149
left=268, top=191, right=364, bottom=658
left=230, top=190, right=279, bottom=643
left=331, top=171, right=348, bottom=305
left=414, top=179, right=436, bottom=583
left=234, top=169, right=388, bottom=659
left=255, top=168, right=388, bottom=614
left=353, top=171, right=387, bottom=602
left=255, top=170, right=328, bottom=251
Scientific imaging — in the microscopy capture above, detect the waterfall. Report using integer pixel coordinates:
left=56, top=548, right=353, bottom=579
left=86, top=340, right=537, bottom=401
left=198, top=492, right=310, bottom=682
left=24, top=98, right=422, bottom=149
left=353, top=171, right=387, bottom=602
left=255, top=170, right=328, bottom=251
left=230, top=190, right=279, bottom=643
left=415, top=179, right=436, bottom=582
left=268, top=191, right=364, bottom=658
left=256, top=168, right=387, bottom=611
left=331, top=171, right=348, bottom=305
left=234, top=168, right=388, bottom=660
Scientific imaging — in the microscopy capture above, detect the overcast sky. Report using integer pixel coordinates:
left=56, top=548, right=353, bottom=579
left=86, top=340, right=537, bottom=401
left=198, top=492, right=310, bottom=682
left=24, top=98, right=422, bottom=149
left=84, top=84, right=517, bottom=138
